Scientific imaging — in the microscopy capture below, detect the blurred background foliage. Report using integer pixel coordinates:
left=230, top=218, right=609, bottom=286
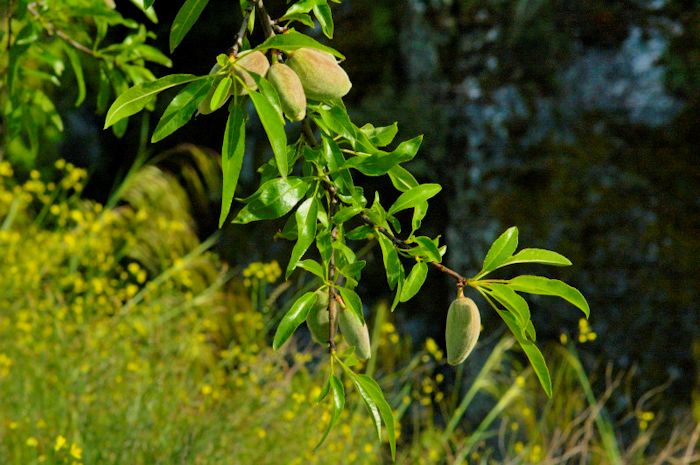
left=1, top=0, right=699, bottom=463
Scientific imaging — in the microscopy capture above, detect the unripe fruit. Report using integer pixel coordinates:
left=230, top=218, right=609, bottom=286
left=197, top=63, right=228, bottom=115
left=338, top=308, right=371, bottom=360
left=306, top=289, right=330, bottom=344
left=445, top=294, right=481, bottom=365
left=285, top=48, right=352, bottom=101
left=231, top=51, right=270, bottom=95
left=267, top=63, right=307, bottom=121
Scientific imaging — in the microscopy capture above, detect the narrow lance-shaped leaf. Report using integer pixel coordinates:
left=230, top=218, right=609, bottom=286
left=313, top=1, right=334, bottom=38
left=388, top=184, right=442, bottom=215
left=480, top=291, right=552, bottom=397
left=63, top=46, right=86, bottom=106
left=170, top=0, right=210, bottom=52
left=337, top=287, right=364, bottom=323
left=105, top=74, right=202, bottom=128
left=152, top=77, right=214, bottom=143
left=376, top=233, right=403, bottom=290
left=496, top=248, right=572, bottom=268
left=286, top=197, right=318, bottom=277
left=232, top=177, right=308, bottom=224
left=248, top=88, right=288, bottom=177
left=219, top=97, right=247, bottom=227
left=479, top=226, right=519, bottom=276
left=273, top=291, right=317, bottom=349
left=315, top=374, right=345, bottom=449
left=351, top=374, right=397, bottom=460
left=508, top=275, right=590, bottom=318
left=297, top=259, right=326, bottom=280
left=400, top=262, right=428, bottom=303
left=483, top=283, right=531, bottom=328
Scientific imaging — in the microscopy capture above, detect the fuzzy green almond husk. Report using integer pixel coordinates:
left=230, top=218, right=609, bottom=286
left=306, top=289, right=330, bottom=344
left=445, top=296, right=481, bottom=365
left=285, top=48, right=351, bottom=101
left=338, top=307, right=371, bottom=360
left=268, top=63, right=307, bottom=121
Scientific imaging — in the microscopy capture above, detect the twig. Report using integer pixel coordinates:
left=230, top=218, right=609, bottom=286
left=229, top=5, right=254, bottom=56
left=27, top=2, right=101, bottom=59
left=358, top=214, right=468, bottom=287
left=255, top=0, right=275, bottom=39
left=327, top=183, right=339, bottom=353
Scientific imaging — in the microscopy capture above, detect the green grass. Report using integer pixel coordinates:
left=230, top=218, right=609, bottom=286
left=1, top=158, right=697, bottom=465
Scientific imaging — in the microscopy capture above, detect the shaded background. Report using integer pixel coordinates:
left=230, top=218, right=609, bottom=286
left=58, top=0, right=699, bottom=409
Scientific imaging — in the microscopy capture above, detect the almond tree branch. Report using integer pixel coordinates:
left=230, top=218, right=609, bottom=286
left=358, top=214, right=468, bottom=287
left=229, top=5, right=254, bottom=56
left=255, top=0, right=275, bottom=39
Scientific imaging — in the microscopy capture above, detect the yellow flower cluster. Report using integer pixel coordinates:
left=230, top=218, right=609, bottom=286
left=242, top=260, right=282, bottom=286
left=578, top=318, right=597, bottom=343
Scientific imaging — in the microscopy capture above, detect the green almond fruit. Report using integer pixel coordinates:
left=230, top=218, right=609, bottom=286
left=445, top=295, right=481, bottom=365
left=268, top=63, right=307, bottom=121
left=306, top=289, right=330, bottom=344
left=338, top=307, right=371, bottom=360
left=285, top=48, right=351, bottom=101
left=231, top=51, right=270, bottom=95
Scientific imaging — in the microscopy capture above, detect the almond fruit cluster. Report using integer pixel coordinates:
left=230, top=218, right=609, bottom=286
left=198, top=48, right=352, bottom=121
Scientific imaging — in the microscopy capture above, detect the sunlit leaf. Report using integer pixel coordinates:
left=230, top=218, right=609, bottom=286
left=479, top=226, right=518, bottom=275
left=388, top=183, right=441, bottom=215
left=105, top=74, right=201, bottom=128
left=400, top=262, right=428, bottom=302
left=286, top=197, right=318, bottom=277
left=315, top=374, right=345, bottom=449
left=232, top=177, right=308, bottom=224
left=254, top=29, right=344, bottom=59
left=508, top=275, right=590, bottom=318
left=272, top=291, right=317, bottom=349
left=218, top=98, right=247, bottom=227
left=151, top=77, right=213, bottom=143
left=248, top=88, right=288, bottom=177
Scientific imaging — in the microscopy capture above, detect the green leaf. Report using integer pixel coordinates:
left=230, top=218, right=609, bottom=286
left=411, top=236, right=442, bottom=263
left=232, top=177, right=308, bottom=224
left=483, top=283, right=530, bottom=328
left=254, top=30, right=344, bottom=59
left=286, top=197, right=318, bottom=278
left=350, top=374, right=397, bottom=460
left=315, top=374, right=345, bottom=449
left=281, top=12, right=315, bottom=27
left=218, top=98, right=247, bottom=227
left=376, top=234, right=403, bottom=290
left=273, top=291, right=318, bottom=349
left=411, top=201, right=428, bottom=233
left=316, top=228, right=333, bottom=268
left=497, top=248, right=572, bottom=268
left=170, top=0, right=210, bottom=52
left=144, top=0, right=156, bottom=9
left=338, top=287, right=364, bottom=323
left=321, top=135, right=354, bottom=195
left=297, top=259, right=326, bottom=279
left=105, top=74, right=201, bottom=129
left=346, top=136, right=423, bottom=176
left=480, top=226, right=519, bottom=275
left=495, top=307, right=552, bottom=397
left=400, top=262, right=428, bottom=302
left=361, top=122, right=399, bottom=148
left=209, top=76, right=233, bottom=112
left=387, top=165, right=418, bottom=192
left=281, top=0, right=317, bottom=17
left=248, top=89, right=288, bottom=177
left=333, top=206, right=362, bottom=224
left=508, top=275, right=590, bottom=318
left=63, top=46, right=86, bottom=106
left=151, top=77, right=213, bottom=143
left=313, top=1, right=334, bottom=38
left=388, top=183, right=441, bottom=215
